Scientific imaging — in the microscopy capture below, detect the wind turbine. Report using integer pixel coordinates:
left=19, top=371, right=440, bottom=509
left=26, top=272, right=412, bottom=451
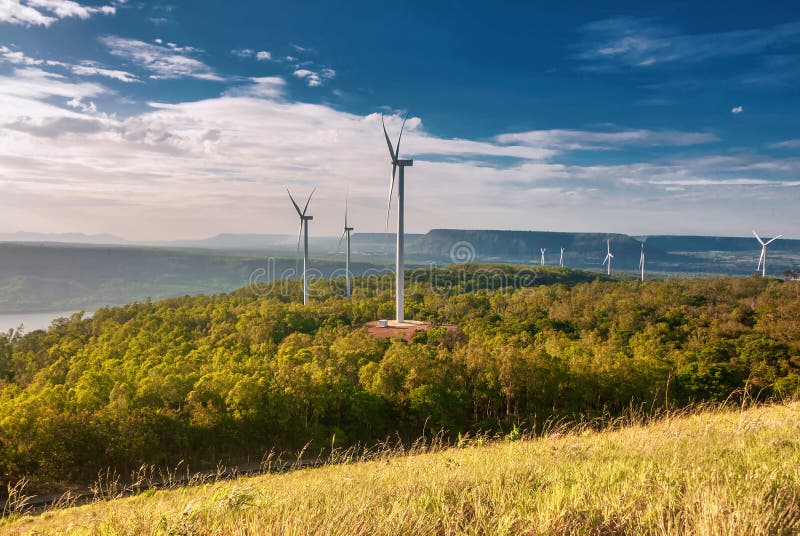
left=753, top=229, right=782, bottom=278
left=338, top=196, right=354, bottom=298
left=540, top=248, right=546, bottom=266
left=639, top=243, right=645, bottom=282
left=559, top=247, right=565, bottom=268
left=288, top=188, right=315, bottom=305
left=602, top=239, right=614, bottom=275
left=383, top=113, right=413, bottom=323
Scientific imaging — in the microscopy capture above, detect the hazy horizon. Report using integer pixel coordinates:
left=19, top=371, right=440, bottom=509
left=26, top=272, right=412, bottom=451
left=0, top=227, right=796, bottom=243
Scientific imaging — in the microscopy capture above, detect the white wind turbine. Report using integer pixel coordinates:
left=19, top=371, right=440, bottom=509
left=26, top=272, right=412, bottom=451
left=753, top=229, right=782, bottom=278
left=288, top=188, right=315, bottom=305
left=559, top=247, right=565, bottom=268
left=338, top=196, right=354, bottom=298
left=602, top=239, right=614, bottom=275
left=639, top=243, right=645, bottom=282
left=540, top=248, right=546, bottom=266
left=383, top=113, right=413, bottom=323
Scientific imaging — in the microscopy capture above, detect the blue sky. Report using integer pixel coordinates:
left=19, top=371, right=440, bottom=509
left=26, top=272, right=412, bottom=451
left=0, top=0, right=798, bottom=240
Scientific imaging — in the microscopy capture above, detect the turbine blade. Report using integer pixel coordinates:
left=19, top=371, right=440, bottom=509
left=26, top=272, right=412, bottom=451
left=752, top=229, right=765, bottom=246
left=765, top=235, right=783, bottom=245
left=337, top=230, right=346, bottom=252
left=386, top=164, right=396, bottom=227
left=382, top=114, right=397, bottom=163
left=296, top=221, right=303, bottom=250
left=395, top=112, right=409, bottom=159
left=302, top=187, right=316, bottom=217
left=344, top=195, right=349, bottom=229
left=288, top=189, right=302, bottom=217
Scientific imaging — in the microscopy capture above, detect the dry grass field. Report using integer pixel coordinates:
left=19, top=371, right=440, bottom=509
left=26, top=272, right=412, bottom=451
left=3, top=402, right=800, bottom=535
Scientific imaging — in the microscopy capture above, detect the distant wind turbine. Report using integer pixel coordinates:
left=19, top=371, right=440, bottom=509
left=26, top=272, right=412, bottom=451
left=383, top=113, right=414, bottom=323
left=602, top=239, right=614, bottom=275
left=753, top=229, right=782, bottom=278
left=288, top=188, right=315, bottom=305
left=338, top=196, right=354, bottom=298
left=639, top=243, right=645, bottom=282
left=559, top=247, right=565, bottom=268
left=540, top=248, right=546, bottom=266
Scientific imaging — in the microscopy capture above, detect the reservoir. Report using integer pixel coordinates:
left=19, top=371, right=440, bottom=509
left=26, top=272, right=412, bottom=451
left=0, top=310, right=93, bottom=334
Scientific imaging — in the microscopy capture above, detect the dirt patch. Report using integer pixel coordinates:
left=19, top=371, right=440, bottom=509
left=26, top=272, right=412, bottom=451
left=363, top=321, right=457, bottom=341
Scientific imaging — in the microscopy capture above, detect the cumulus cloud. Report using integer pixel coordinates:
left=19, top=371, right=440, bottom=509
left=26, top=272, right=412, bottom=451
left=293, top=67, right=335, bottom=87
left=731, top=105, right=743, bottom=114
left=100, top=36, right=223, bottom=81
left=231, top=49, right=272, bottom=61
left=0, top=0, right=114, bottom=26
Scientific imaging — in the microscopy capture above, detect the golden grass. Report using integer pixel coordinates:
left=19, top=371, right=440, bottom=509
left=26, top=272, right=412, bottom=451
left=3, top=402, right=800, bottom=535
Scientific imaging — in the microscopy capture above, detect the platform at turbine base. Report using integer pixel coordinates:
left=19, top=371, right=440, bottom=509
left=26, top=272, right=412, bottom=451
left=363, top=320, right=456, bottom=341
left=387, top=320, right=426, bottom=328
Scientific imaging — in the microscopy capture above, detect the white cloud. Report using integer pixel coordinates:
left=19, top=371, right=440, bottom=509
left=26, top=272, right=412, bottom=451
left=578, top=18, right=800, bottom=70
left=1, top=46, right=137, bottom=82
left=0, top=67, right=106, bottom=101
left=222, top=77, right=285, bottom=99
left=71, top=62, right=138, bottom=82
left=66, top=97, right=96, bottom=113
left=731, top=105, right=743, bottom=114
left=293, top=67, right=335, bottom=87
left=495, top=128, right=718, bottom=150
left=771, top=139, right=800, bottom=149
left=100, top=36, right=223, bottom=81
left=0, top=0, right=114, bottom=26
left=231, top=49, right=272, bottom=61
left=0, top=66, right=797, bottom=239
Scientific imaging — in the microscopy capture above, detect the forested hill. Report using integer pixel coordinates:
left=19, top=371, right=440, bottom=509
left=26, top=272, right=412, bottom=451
left=1, top=266, right=799, bottom=494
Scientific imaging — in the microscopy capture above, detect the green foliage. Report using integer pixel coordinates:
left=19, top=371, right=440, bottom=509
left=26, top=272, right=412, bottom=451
left=1, top=267, right=799, bottom=493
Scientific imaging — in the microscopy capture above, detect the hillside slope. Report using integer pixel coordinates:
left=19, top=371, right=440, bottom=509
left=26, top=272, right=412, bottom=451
left=4, top=402, right=800, bottom=535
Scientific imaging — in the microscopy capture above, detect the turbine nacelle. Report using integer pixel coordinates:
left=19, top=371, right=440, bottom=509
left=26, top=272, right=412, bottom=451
left=288, top=187, right=315, bottom=250
left=753, top=229, right=782, bottom=277
left=382, top=114, right=414, bottom=225
left=287, top=187, right=315, bottom=305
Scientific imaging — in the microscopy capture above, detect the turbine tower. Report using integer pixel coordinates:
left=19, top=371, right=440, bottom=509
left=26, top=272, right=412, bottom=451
left=338, top=196, right=354, bottom=298
left=288, top=188, right=315, bottom=305
left=382, top=113, right=413, bottom=323
left=639, top=243, right=645, bottom=282
left=602, top=239, right=614, bottom=275
left=753, top=229, right=782, bottom=278
left=559, top=247, right=565, bottom=268
left=540, top=248, right=546, bottom=266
